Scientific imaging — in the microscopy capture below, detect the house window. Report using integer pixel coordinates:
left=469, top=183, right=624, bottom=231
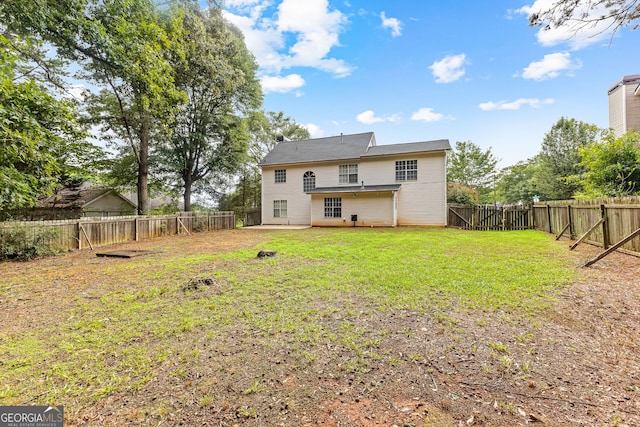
left=275, top=169, right=286, bottom=183
left=324, top=197, right=342, bottom=218
left=303, top=171, right=316, bottom=192
left=273, top=200, right=287, bottom=217
left=395, top=160, right=418, bottom=181
left=339, top=164, right=358, bottom=184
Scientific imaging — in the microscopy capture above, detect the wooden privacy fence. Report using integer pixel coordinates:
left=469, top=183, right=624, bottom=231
left=448, top=204, right=533, bottom=231
left=0, top=211, right=235, bottom=252
left=533, top=199, right=640, bottom=261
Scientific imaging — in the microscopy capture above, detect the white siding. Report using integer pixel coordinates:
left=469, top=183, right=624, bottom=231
left=609, top=82, right=640, bottom=137
left=310, top=192, right=395, bottom=227
left=262, top=166, right=311, bottom=225
left=360, top=152, right=447, bottom=226
left=609, top=86, right=625, bottom=136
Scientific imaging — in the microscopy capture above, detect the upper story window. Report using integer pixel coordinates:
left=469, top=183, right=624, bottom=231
left=275, top=169, right=286, bottom=183
left=339, top=164, right=358, bottom=184
left=303, top=171, right=316, bottom=192
left=395, top=160, right=418, bottom=181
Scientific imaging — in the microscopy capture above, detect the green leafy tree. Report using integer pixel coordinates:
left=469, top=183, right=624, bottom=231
left=537, top=117, right=603, bottom=200
left=158, top=4, right=263, bottom=211
left=247, top=111, right=311, bottom=164
left=221, top=111, right=310, bottom=220
left=0, top=35, right=86, bottom=211
left=577, top=131, right=640, bottom=197
left=495, top=159, right=544, bottom=204
left=447, top=140, right=499, bottom=203
left=2, top=0, right=187, bottom=213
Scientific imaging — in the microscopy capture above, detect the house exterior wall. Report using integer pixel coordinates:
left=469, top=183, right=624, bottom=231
left=609, top=85, right=625, bottom=136
left=310, top=192, right=396, bottom=227
left=627, top=86, right=640, bottom=133
left=261, top=164, right=313, bottom=225
left=609, top=78, right=640, bottom=137
left=359, top=152, right=447, bottom=226
left=84, top=193, right=136, bottom=217
left=261, top=150, right=447, bottom=226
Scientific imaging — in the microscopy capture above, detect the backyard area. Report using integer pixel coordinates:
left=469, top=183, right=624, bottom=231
left=0, top=227, right=639, bottom=426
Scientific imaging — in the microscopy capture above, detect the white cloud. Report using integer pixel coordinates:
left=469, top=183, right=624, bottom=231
left=521, top=52, right=582, bottom=81
left=304, top=123, right=324, bottom=138
left=478, top=98, right=555, bottom=111
left=260, top=74, right=305, bottom=93
left=429, top=54, right=467, bottom=83
left=516, top=1, right=619, bottom=49
left=223, top=0, right=354, bottom=80
left=356, top=110, right=401, bottom=124
left=410, top=108, right=445, bottom=123
left=356, top=110, right=385, bottom=124
left=381, top=11, right=403, bottom=37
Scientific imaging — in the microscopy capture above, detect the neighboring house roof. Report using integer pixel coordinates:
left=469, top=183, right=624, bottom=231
left=38, top=184, right=136, bottom=210
left=259, top=132, right=450, bottom=167
left=305, top=184, right=402, bottom=194
left=608, top=74, right=640, bottom=95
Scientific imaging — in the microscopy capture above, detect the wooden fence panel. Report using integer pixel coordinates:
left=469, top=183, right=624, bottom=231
left=448, top=204, right=533, bottom=231
left=0, top=212, right=235, bottom=253
left=605, top=205, right=640, bottom=254
left=534, top=201, right=640, bottom=257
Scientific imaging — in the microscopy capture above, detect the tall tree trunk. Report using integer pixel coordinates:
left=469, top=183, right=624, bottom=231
left=137, top=120, right=150, bottom=215
left=183, top=174, right=193, bottom=212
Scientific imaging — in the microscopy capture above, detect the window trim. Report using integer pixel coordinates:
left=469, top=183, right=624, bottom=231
left=273, top=200, right=287, bottom=218
left=395, top=159, right=418, bottom=182
left=324, top=197, right=342, bottom=218
left=274, top=169, right=286, bottom=183
left=303, top=171, right=316, bottom=192
left=339, top=164, right=358, bottom=184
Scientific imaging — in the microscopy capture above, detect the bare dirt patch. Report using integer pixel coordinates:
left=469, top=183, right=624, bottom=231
left=1, top=230, right=639, bottom=426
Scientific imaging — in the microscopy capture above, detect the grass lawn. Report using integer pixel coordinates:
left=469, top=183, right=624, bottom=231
left=0, top=227, right=580, bottom=425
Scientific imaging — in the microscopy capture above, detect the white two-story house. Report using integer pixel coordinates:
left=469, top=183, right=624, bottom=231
left=258, top=132, right=450, bottom=227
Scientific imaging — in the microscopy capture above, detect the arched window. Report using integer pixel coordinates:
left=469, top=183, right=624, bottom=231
left=303, top=171, right=316, bottom=192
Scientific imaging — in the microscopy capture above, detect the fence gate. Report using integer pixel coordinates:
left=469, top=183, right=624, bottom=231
left=448, top=204, right=533, bottom=231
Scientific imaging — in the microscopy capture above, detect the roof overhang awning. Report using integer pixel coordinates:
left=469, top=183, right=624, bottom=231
left=305, top=184, right=401, bottom=195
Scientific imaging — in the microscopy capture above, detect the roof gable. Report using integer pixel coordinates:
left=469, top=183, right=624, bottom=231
left=38, top=185, right=136, bottom=210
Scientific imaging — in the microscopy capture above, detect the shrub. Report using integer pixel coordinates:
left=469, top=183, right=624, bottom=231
left=447, top=182, right=479, bottom=205
left=0, top=224, right=61, bottom=261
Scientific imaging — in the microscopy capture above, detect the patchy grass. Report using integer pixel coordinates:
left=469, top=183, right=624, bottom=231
left=0, top=227, right=581, bottom=424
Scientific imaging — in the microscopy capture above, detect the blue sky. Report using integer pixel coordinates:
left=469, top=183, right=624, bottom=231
left=221, top=0, right=640, bottom=168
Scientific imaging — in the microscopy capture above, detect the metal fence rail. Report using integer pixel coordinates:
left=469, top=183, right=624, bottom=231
left=0, top=212, right=235, bottom=253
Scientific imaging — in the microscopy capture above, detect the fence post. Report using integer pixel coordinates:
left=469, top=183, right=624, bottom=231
left=135, top=217, right=139, bottom=241
left=77, top=220, right=81, bottom=250
left=601, top=204, right=609, bottom=249
left=547, top=205, right=552, bottom=234
left=567, top=205, right=573, bottom=239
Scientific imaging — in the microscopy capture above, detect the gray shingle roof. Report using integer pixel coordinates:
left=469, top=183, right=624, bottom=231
left=259, top=132, right=375, bottom=166
left=259, top=132, right=450, bottom=167
left=363, top=139, right=451, bottom=157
